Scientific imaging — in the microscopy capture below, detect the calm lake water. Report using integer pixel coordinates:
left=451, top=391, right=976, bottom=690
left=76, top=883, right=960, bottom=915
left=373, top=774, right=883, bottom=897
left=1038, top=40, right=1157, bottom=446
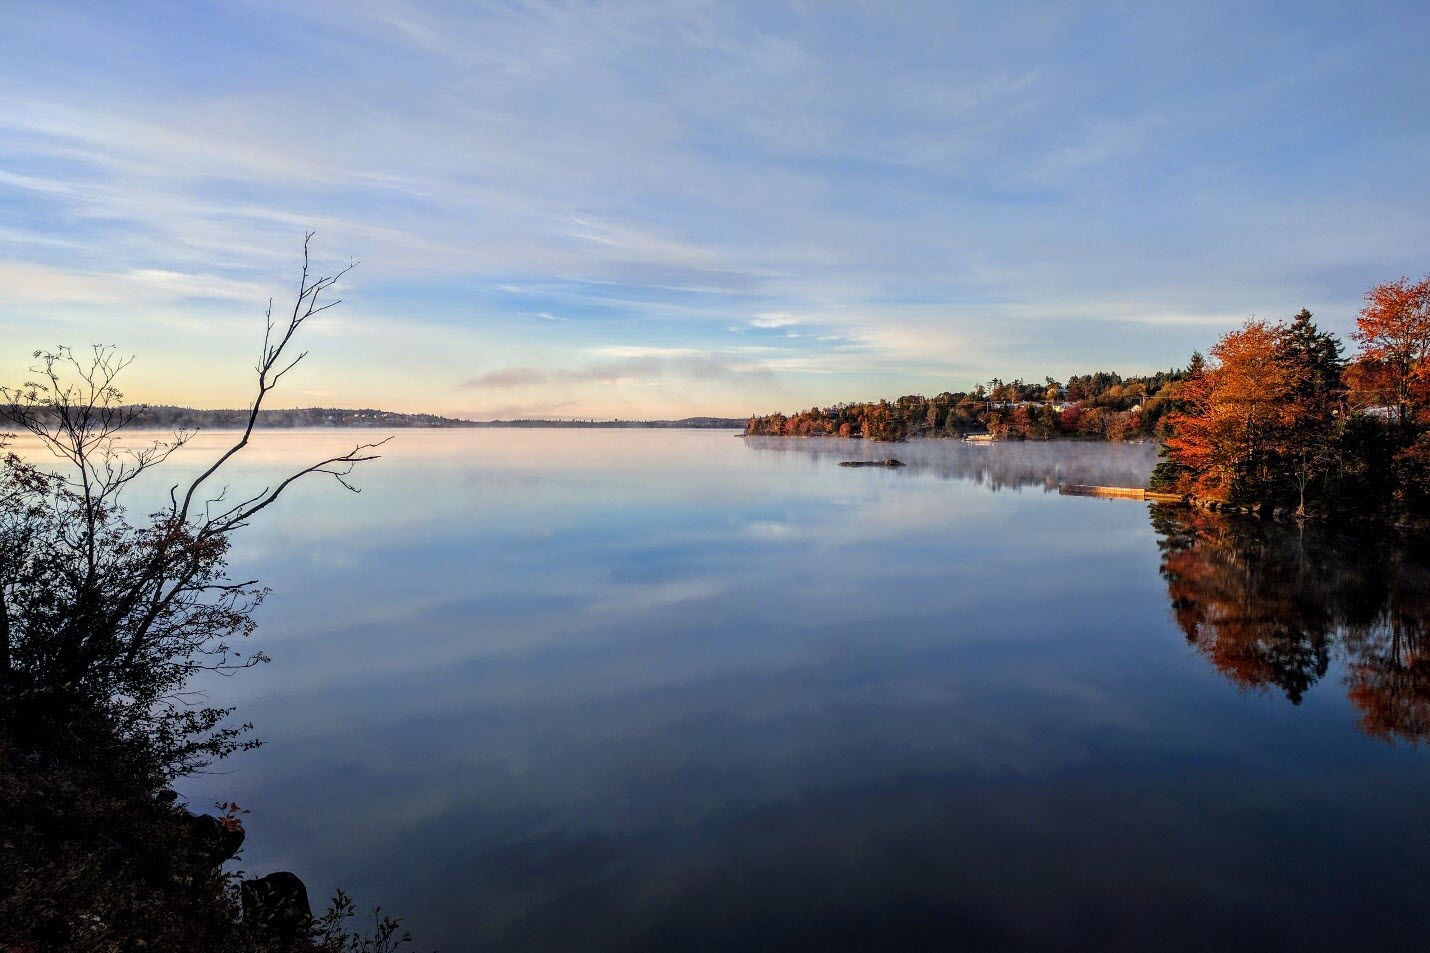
left=70, top=429, right=1430, bottom=950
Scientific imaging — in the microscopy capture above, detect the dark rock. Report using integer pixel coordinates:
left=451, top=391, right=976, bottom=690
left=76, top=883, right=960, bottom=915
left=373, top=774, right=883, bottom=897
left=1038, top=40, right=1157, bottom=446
left=838, top=459, right=906, bottom=468
left=183, top=813, right=246, bottom=866
left=242, top=871, right=312, bottom=941
left=155, top=788, right=179, bottom=804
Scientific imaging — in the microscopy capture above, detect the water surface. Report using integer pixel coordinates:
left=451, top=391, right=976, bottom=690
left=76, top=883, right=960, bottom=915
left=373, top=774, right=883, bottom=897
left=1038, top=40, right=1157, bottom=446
left=84, top=429, right=1430, bottom=951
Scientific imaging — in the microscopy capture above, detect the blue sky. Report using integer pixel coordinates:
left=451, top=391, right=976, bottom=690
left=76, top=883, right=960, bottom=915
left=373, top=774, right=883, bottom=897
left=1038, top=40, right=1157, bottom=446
left=2, top=1, right=1427, bottom=419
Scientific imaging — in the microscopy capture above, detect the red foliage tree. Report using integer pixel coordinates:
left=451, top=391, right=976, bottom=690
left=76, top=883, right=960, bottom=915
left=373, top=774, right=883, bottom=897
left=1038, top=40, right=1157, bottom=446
left=1163, top=321, right=1298, bottom=501
left=1350, top=275, right=1430, bottom=427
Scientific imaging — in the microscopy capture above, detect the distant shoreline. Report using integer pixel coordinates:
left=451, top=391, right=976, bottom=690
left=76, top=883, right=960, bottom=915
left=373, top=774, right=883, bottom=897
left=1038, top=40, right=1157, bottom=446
left=1, top=405, right=747, bottom=431
left=469, top=417, right=745, bottom=430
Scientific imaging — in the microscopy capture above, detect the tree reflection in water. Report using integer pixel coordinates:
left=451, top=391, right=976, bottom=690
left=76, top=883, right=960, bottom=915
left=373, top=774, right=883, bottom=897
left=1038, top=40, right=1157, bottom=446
left=1153, top=507, right=1430, bottom=742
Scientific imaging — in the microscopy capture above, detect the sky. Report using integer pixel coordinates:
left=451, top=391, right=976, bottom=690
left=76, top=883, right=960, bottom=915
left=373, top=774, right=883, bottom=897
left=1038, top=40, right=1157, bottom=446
left=2, top=1, right=1428, bottom=420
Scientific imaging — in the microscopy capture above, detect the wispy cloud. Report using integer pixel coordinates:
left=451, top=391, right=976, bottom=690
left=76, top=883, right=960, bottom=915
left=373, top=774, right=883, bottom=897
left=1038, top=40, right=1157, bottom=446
left=466, top=367, right=551, bottom=389
left=2, top=1, right=1427, bottom=416
left=463, top=350, right=775, bottom=391
left=748, top=312, right=803, bottom=329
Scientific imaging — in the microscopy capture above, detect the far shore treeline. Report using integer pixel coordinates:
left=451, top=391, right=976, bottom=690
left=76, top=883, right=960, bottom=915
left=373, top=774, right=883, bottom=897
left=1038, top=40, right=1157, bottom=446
left=0, top=405, right=747, bottom=431
left=748, top=275, right=1430, bottom=523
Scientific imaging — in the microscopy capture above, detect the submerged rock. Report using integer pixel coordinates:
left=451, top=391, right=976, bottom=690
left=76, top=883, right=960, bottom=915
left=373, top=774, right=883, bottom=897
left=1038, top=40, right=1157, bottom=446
left=838, top=459, right=906, bottom=468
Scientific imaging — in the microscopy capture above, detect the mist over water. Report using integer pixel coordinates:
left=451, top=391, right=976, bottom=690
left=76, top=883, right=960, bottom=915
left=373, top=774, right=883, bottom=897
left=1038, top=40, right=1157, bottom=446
left=19, top=429, right=1427, bottom=951
left=741, top=434, right=1161, bottom=490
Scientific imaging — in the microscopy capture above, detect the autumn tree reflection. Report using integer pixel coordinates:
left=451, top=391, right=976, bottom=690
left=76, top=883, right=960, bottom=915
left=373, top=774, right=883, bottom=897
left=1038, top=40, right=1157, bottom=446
left=1152, top=507, right=1430, bottom=742
left=1343, top=574, right=1430, bottom=742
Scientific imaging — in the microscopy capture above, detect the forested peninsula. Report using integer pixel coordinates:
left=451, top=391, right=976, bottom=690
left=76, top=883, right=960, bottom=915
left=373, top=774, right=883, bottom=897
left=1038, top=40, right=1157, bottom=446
left=748, top=275, right=1430, bottom=524
left=745, top=368, right=1184, bottom=442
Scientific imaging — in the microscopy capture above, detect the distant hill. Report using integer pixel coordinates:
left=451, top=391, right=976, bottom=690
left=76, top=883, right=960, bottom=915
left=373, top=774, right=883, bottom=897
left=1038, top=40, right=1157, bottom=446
left=116, top=406, right=481, bottom=429
left=3, top=405, right=746, bottom=430
left=473, top=416, right=745, bottom=429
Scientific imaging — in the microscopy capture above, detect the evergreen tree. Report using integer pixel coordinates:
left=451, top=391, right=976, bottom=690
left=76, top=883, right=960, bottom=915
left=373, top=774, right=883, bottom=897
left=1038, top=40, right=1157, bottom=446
left=1274, top=310, right=1344, bottom=515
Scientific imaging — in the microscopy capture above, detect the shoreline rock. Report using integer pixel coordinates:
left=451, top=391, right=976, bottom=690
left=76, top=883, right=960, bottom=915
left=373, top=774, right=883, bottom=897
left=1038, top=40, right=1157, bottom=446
left=241, top=871, right=313, bottom=941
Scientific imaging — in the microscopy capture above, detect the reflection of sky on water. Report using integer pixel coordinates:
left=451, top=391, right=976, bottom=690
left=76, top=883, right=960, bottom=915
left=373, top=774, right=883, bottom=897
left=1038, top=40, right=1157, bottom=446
left=21, top=430, right=1427, bottom=951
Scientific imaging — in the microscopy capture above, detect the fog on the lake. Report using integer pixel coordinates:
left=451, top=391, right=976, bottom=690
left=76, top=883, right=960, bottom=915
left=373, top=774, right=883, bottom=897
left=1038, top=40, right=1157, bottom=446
left=741, top=434, right=1160, bottom=491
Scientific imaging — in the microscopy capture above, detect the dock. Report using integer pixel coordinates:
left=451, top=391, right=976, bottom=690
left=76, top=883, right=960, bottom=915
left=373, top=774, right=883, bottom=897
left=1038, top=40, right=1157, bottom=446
left=1058, top=484, right=1184, bottom=503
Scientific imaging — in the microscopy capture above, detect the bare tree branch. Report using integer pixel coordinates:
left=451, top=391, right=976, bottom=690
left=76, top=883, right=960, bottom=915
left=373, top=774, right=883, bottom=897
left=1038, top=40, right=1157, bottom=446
left=0, top=235, right=378, bottom=777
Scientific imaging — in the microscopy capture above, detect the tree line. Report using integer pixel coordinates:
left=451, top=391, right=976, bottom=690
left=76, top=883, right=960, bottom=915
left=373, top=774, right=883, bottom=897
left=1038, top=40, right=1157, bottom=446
left=13, top=409, right=753, bottom=430
left=474, top=416, right=746, bottom=429
left=745, top=367, right=1190, bottom=442
left=1157, top=276, right=1430, bottom=521
left=118, top=406, right=478, bottom=429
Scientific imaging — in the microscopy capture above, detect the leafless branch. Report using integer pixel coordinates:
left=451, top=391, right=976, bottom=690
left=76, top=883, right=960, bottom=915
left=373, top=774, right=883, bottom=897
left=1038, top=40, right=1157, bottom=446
left=178, top=232, right=359, bottom=524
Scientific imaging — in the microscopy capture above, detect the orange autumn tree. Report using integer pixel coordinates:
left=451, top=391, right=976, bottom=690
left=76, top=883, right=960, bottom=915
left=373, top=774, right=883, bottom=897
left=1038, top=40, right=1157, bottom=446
left=1347, top=275, right=1430, bottom=511
left=1160, top=309, right=1346, bottom=513
left=1349, top=275, right=1430, bottom=427
left=1163, top=320, right=1301, bottom=502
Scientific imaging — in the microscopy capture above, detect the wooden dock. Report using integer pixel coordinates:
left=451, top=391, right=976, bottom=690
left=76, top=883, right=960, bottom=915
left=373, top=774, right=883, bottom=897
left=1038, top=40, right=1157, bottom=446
left=1058, top=484, right=1184, bottom=503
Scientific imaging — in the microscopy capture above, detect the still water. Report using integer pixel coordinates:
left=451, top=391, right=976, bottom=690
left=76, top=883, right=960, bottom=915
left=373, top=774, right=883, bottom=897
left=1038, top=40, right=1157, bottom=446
left=133, top=429, right=1430, bottom=951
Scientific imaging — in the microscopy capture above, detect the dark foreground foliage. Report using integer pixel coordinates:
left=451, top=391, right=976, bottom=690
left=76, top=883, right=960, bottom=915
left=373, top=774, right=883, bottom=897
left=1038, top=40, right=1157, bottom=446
left=0, top=238, right=423, bottom=951
left=0, top=737, right=241, bottom=951
left=0, top=692, right=420, bottom=951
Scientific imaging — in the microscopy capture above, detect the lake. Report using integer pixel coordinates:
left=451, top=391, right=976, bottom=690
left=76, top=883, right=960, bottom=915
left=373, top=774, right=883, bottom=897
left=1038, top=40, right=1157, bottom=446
left=102, top=429, right=1428, bottom=951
